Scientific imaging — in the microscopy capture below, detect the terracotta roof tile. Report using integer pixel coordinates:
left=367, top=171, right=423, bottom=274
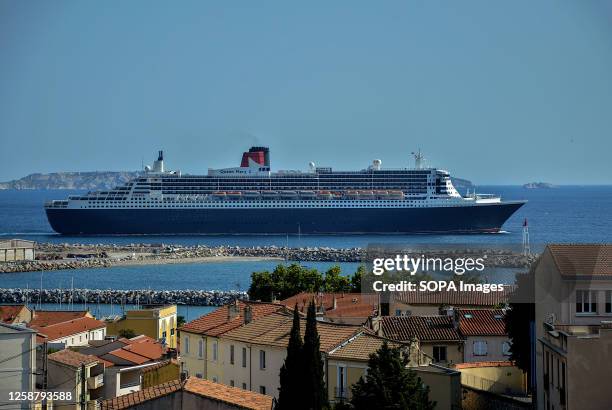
left=280, top=293, right=379, bottom=318
left=180, top=301, right=282, bottom=337
left=184, top=377, right=273, bottom=410
left=105, top=347, right=151, bottom=365
left=391, top=288, right=513, bottom=307
left=49, top=349, right=99, bottom=368
left=457, top=309, right=507, bottom=336
left=0, top=305, right=29, bottom=323
left=547, top=244, right=612, bottom=276
left=100, top=377, right=272, bottom=410
left=100, top=379, right=182, bottom=410
left=29, top=310, right=91, bottom=327
left=30, top=317, right=105, bottom=342
left=329, top=332, right=404, bottom=361
left=223, top=311, right=361, bottom=352
left=381, top=316, right=462, bottom=342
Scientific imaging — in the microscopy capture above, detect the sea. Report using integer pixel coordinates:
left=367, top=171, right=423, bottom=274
left=1, top=186, right=610, bottom=318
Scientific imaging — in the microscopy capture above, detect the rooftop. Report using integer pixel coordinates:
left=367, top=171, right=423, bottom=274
left=547, top=244, right=612, bottom=277
left=49, top=349, right=99, bottom=368
left=100, top=377, right=273, bottom=410
left=328, top=331, right=404, bottom=362
left=31, top=316, right=106, bottom=341
left=29, top=310, right=91, bottom=327
left=180, top=301, right=282, bottom=337
left=381, top=316, right=463, bottom=342
left=102, top=335, right=166, bottom=365
left=457, top=309, right=507, bottom=337
left=280, top=292, right=379, bottom=318
left=392, top=288, right=513, bottom=307
left=223, top=311, right=362, bottom=352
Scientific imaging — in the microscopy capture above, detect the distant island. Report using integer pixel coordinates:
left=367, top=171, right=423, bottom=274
left=0, top=171, right=475, bottom=191
left=523, top=182, right=556, bottom=189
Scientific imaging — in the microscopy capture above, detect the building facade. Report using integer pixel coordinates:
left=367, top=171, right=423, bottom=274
left=0, top=323, right=37, bottom=408
left=105, top=305, right=178, bottom=349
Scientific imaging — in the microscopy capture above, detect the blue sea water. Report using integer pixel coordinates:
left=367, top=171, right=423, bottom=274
left=1, top=186, right=611, bottom=246
left=0, top=187, right=610, bottom=293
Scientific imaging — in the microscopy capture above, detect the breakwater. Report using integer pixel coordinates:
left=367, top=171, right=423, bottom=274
left=0, top=288, right=247, bottom=306
left=0, top=243, right=538, bottom=273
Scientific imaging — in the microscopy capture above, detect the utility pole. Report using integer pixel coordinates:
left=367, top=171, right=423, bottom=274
left=80, top=363, right=86, bottom=410
left=522, top=218, right=531, bottom=256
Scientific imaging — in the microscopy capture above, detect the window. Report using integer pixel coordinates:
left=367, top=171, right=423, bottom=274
left=184, top=337, right=190, bottom=354
left=576, top=290, right=597, bottom=313
left=337, top=365, right=347, bottom=399
left=260, top=386, right=266, bottom=395
left=212, top=341, right=218, bottom=361
left=502, top=341, right=512, bottom=356
left=242, top=347, right=247, bottom=367
left=473, top=341, right=488, bottom=356
left=606, top=290, right=612, bottom=314
left=259, top=350, right=266, bottom=370
left=198, top=340, right=204, bottom=358
left=212, top=376, right=218, bottom=383
left=395, top=309, right=402, bottom=316
left=242, top=383, right=247, bottom=390
left=230, top=345, right=235, bottom=365
left=230, top=380, right=235, bottom=387
left=195, top=373, right=202, bottom=379
left=433, top=346, right=447, bottom=362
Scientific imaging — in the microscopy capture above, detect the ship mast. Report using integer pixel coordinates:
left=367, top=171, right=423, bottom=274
left=411, top=149, right=425, bottom=169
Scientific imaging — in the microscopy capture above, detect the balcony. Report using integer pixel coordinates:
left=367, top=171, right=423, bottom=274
left=88, top=373, right=104, bottom=389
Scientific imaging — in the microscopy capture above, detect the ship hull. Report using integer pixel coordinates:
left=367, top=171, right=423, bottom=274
left=45, top=202, right=525, bottom=235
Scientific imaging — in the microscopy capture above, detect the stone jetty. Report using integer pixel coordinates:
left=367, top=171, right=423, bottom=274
left=0, top=288, right=247, bottom=307
left=0, top=242, right=538, bottom=273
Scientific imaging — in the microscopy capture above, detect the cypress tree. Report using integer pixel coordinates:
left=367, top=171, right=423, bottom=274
left=302, top=300, right=327, bottom=410
left=277, top=304, right=303, bottom=409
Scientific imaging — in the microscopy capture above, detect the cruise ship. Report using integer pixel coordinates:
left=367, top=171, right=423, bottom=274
left=45, top=147, right=525, bottom=234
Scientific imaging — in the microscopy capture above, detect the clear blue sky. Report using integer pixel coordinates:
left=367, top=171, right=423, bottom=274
left=1, top=1, right=611, bottom=184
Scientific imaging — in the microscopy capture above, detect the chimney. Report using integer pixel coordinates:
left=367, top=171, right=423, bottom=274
left=228, top=300, right=240, bottom=321
left=332, top=295, right=337, bottom=310
left=244, top=305, right=253, bottom=325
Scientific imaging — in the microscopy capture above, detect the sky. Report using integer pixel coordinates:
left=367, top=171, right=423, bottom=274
left=1, top=1, right=611, bottom=184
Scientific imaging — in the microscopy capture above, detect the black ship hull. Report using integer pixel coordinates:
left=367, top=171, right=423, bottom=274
left=45, top=202, right=525, bottom=235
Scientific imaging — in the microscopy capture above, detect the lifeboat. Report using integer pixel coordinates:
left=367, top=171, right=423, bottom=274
left=280, top=190, right=298, bottom=199
left=212, top=191, right=227, bottom=198
left=375, top=190, right=389, bottom=198
left=242, top=191, right=261, bottom=199
left=388, top=190, right=404, bottom=199
left=359, top=190, right=375, bottom=199
left=299, top=190, right=316, bottom=199
left=345, top=190, right=360, bottom=199
left=261, top=191, right=279, bottom=199
left=226, top=191, right=242, bottom=199
left=316, top=190, right=333, bottom=200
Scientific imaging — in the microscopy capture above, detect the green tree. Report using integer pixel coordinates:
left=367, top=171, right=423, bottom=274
left=351, top=341, right=435, bottom=410
left=177, top=315, right=186, bottom=328
left=277, top=305, right=304, bottom=410
left=118, top=328, right=136, bottom=339
left=303, top=301, right=327, bottom=410
left=324, top=265, right=350, bottom=292
left=350, top=265, right=366, bottom=293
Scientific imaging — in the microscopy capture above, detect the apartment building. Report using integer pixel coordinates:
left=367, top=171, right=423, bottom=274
left=534, top=244, right=612, bottom=410
left=377, top=315, right=464, bottom=365
left=0, top=323, right=37, bottom=407
left=390, top=289, right=512, bottom=317
left=48, top=349, right=106, bottom=409
left=105, top=304, right=177, bottom=348
left=218, top=311, right=361, bottom=398
left=456, top=309, right=511, bottom=362
left=179, top=301, right=282, bottom=381
left=31, top=315, right=106, bottom=347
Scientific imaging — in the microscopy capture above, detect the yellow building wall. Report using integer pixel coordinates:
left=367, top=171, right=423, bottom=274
left=106, top=306, right=177, bottom=348
left=459, top=365, right=527, bottom=394
left=142, top=362, right=180, bottom=388
left=179, top=331, right=207, bottom=378
left=420, top=342, right=463, bottom=365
